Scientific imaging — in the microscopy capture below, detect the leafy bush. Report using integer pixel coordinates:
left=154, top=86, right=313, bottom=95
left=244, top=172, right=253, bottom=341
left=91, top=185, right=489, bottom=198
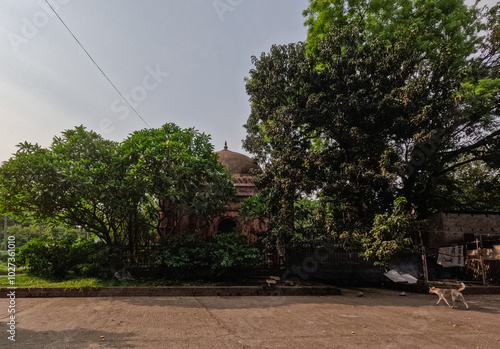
left=2, top=222, right=80, bottom=248
left=210, top=232, right=262, bottom=280
left=17, top=239, right=74, bottom=278
left=0, top=251, right=10, bottom=262
left=155, top=233, right=212, bottom=279
left=17, top=232, right=262, bottom=281
left=17, top=238, right=126, bottom=279
left=362, top=197, right=424, bottom=267
left=154, top=232, right=261, bottom=280
left=69, top=239, right=126, bottom=278
left=211, top=232, right=261, bottom=268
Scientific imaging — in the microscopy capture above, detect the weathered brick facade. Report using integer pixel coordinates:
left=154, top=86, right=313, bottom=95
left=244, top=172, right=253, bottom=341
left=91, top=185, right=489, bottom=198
left=158, top=143, right=265, bottom=240
left=425, top=211, right=500, bottom=248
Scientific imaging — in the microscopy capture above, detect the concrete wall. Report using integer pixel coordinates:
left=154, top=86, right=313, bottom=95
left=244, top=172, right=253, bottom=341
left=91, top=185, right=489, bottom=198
left=425, top=212, right=500, bottom=247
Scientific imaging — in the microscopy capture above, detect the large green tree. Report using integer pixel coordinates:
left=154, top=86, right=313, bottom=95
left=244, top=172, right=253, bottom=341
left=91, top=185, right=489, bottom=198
left=0, top=127, right=129, bottom=246
left=0, top=124, right=235, bottom=256
left=301, top=0, right=499, bottom=214
left=243, top=0, right=499, bottom=259
left=120, top=123, right=235, bottom=238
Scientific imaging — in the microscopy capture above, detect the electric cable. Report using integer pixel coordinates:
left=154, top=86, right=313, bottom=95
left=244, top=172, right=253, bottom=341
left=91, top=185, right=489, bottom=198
left=44, top=0, right=150, bottom=127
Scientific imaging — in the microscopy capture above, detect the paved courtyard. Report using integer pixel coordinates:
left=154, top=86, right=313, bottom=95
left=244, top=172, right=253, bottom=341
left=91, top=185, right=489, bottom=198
left=1, top=288, right=499, bottom=348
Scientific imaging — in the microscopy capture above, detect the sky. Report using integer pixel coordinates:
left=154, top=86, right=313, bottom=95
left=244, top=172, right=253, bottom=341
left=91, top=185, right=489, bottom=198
left=0, top=0, right=310, bottom=163
left=0, top=0, right=497, bottom=164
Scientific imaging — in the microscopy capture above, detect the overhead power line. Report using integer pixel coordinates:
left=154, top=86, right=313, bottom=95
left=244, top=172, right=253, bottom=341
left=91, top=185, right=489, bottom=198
left=44, top=0, right=150, bottom=128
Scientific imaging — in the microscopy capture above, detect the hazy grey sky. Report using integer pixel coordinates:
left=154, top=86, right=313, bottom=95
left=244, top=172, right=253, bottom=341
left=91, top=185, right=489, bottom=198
left=0, top=0, right=309, bottom=163
left=0, top=0, right=496, bottom=163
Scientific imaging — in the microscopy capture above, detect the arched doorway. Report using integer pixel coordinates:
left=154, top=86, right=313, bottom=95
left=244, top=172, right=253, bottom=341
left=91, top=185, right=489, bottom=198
left=217, top=218, right=237, bottom=233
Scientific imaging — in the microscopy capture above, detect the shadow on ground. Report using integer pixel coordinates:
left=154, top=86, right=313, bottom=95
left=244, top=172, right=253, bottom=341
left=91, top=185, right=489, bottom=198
left=116, top=287, right=500, bottom=315
left=0, top=325, right=135, bottom=349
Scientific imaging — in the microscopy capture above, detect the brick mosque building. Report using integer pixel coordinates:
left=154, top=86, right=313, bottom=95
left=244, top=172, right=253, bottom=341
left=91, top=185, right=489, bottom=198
left=159, top=142, right=265, bottom=241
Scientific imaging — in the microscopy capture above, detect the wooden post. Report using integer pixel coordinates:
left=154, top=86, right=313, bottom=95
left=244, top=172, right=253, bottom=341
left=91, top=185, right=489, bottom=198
left=479, top=251, right=487, bottom=286
left=479, top=235, right=487, bottom=286
left=419, top=231, right=429, bottom=284
left=421, top=245, right=429, bottom=284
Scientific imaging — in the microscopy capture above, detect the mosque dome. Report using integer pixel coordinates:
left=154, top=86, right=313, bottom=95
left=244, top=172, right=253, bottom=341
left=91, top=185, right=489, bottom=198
left=215, top=142, right=260, bottom=175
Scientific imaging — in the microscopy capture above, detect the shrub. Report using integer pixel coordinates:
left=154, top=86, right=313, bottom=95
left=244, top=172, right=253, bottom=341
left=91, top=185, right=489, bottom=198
left=154, top=232, right=262, bottom=280
left=208, top=232, right=261, bottom=280
left=210, top=232, right=261, bottom=267
left=0, top=251, right=10, bottom=262
left=17, top=233, right=262, bottom=281
left=4, top=223, right=80, bottom=248
left=17, top=238, right=126, bottom=279
left=69, top=239, right=126, bottom=278
left=17, top=238, right=74, bottom=278
left=154, top=233, right=211, bottom=279
left=362, top=197, right=424, bottom=267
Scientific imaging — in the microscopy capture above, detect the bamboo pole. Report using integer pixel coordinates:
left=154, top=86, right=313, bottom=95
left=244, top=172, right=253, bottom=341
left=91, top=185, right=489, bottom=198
left=479, top=235, right=487, bottom=286
left=419, top=231, right=429, bottom=284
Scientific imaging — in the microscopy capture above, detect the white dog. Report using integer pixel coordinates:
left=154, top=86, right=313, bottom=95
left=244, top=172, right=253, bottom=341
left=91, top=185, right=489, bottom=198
left=429, top=282, right=469, bottom=309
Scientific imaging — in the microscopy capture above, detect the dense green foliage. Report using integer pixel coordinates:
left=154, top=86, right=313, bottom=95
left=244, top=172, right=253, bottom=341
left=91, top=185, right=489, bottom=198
left=120, top=124, right=235, bottom=238
left=241, top=192, right=331, bottom=252
left=0, top=127, right=147, bottom=249
left=153, top=232, right=261, bottom=280
left=0, top=123, right=235, bottom=257
left=16, top=232, right=262, bottom=281
left=1, top=220, right=80, bottom=248
left=0, top=251, right=10, bottom=263
left=243, top=0, right=499, bottom=265
left=362, top=197, right=424, bottom=266
left=17, top=238, right=125, bottom=279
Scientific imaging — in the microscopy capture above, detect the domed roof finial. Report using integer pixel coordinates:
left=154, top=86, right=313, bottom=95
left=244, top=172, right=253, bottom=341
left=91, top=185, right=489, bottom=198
left=215, top=143, right=261, bottom=175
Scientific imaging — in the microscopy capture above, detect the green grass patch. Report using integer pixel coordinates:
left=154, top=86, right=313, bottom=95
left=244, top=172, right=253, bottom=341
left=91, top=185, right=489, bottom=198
left=0, top=261, right=26, bottom=275
left=0, top=274, right=106, bottom=289
left=0, top=274, right=239, bottom=289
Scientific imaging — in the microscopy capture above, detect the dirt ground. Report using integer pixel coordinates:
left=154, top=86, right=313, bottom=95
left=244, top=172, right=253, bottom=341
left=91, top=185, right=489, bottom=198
left=1, top=288, right=499, bottom=349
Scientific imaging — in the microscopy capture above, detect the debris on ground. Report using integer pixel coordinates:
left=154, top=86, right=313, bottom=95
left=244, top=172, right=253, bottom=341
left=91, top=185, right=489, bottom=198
left=383, top=269, right=418, bottom=284
left=266, top=279, right=277, bottom=287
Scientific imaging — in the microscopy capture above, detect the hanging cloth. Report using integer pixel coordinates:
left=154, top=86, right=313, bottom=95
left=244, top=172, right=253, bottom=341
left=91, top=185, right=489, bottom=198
left=437, top=246, right=464, bottom=267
